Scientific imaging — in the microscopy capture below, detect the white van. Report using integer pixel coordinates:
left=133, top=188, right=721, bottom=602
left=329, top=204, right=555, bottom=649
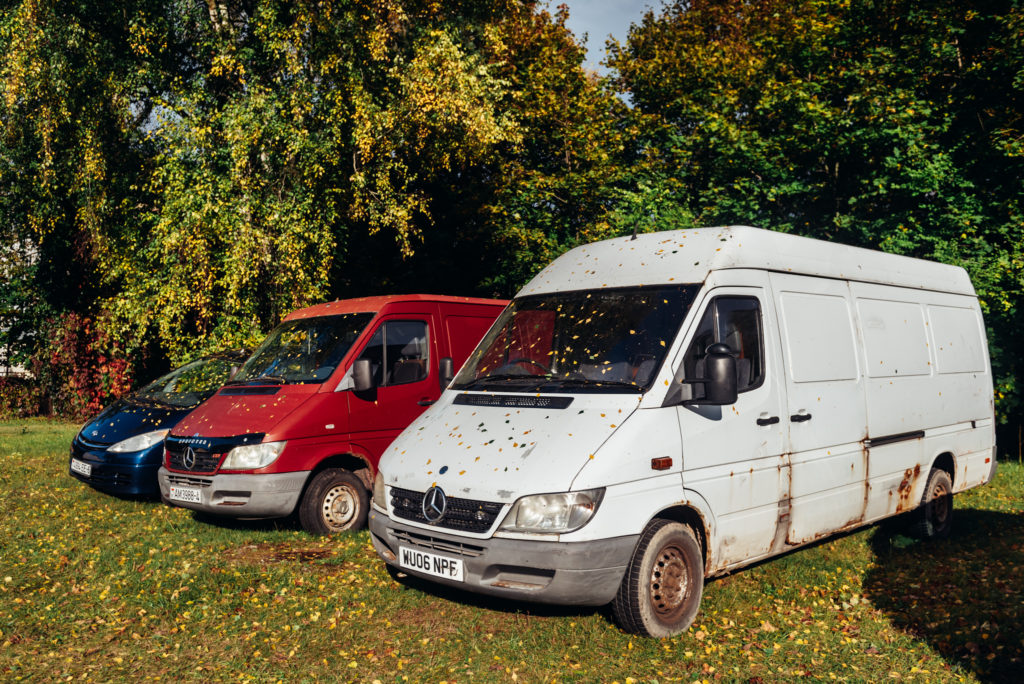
left=368, top=226, right=997, bottom=637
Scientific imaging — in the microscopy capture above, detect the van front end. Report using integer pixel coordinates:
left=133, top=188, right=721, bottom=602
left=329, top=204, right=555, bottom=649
left=158, top=433, right=309, bottom=517
left=369, top=481, right=640, bottom=606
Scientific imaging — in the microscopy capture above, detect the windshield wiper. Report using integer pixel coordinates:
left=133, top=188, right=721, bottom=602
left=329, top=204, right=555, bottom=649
left=225, top=374, right=288, bottom=386
left=457, top=374, right=552, bottom=390
left=543, top=377, right=644, bottom=392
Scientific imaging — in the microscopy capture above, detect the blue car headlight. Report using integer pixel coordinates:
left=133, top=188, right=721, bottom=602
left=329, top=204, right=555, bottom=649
left=107, top=429, right=169, bottom=453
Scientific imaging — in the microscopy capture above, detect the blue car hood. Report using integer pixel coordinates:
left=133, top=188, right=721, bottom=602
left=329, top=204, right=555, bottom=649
left=78, top=397, right=188, bottom=446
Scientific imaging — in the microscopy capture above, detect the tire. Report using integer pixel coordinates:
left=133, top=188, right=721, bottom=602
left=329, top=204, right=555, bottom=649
left=612, top=520, right=704, bottom=637
left=298, top=469, right=369, bottom=535
left=911, top=468, right=953, bottom=539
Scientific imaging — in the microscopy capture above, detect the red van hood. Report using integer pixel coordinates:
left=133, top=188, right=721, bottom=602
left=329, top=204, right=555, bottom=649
left=171, top=385, right=318, bottom=438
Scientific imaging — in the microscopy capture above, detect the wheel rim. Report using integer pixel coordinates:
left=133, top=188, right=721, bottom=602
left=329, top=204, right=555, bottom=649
left=649, top=542, right=690, bottom=621
left=929, top=479, right=951, bottom=527
left=321, top=484, right=357, bottom=530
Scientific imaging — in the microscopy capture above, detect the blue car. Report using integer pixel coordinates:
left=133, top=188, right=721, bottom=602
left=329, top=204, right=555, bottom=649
left=69, top=350, right=248, bottom=497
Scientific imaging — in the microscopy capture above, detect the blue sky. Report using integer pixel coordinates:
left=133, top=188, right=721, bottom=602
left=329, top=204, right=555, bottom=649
left=560, top=0, right=661, bottom=74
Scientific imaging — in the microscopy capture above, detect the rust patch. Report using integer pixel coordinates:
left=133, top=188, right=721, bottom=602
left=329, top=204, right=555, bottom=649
left=895, top=464, right=922, bottom=513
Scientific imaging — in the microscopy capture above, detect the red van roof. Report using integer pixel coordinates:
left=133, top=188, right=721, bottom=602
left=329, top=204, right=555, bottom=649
left=283, top=294, right=508, bottom=321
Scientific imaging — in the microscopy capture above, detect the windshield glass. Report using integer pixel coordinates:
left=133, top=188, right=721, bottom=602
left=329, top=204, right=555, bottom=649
left=452, top=285, right=699, bottom=393
left=233, top=313, right=374, bottom=385
left=134, top=356, right=242, bottom=408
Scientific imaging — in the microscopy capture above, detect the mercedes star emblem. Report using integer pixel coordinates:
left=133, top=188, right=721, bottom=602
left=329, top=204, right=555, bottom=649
left=183, top=446, right=197, bottom=470
left=422, top=486, right=448, bottom=523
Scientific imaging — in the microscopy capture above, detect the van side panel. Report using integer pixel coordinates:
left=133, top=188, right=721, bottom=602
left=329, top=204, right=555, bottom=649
left=770, top=274, right=870, bottom=545
left=849, top=282, right=994, bottom=517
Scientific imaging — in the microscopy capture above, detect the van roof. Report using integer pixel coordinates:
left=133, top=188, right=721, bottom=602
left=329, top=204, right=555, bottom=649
left=519, top=226, right=976, bottom=297
left=283, top=294, right=507, bottom=321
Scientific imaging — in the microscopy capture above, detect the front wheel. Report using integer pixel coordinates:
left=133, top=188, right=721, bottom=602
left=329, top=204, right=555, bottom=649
left=911, top=468, right=953, bottom=539
left=612, top=520, right=704, bottom=637
left=298, top=469, right=369, bottom=535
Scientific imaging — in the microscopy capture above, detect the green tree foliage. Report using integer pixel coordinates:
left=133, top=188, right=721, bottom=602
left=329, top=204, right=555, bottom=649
left=610, top=0, right=1024, bottom=421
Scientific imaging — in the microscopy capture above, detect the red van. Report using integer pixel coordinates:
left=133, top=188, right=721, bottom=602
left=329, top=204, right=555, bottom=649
left=157, top=295, right=506, bottom=534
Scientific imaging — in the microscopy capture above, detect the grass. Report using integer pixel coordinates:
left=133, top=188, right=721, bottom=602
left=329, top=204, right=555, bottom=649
left=1, top=417, right=1021, bottom=682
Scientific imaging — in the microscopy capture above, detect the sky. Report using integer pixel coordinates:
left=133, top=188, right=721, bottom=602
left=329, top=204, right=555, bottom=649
left=560, top=0, right=661, bottom=75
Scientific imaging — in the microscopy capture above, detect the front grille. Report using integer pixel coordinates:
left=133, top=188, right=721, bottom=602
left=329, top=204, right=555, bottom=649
left=390, top=487, right=504, bottom=533
left=164, top=433, right=263, bottom=475
left=392, top=529, right=486, bottom=557
left=165, top=474, right=213, bottom=488
left=77, top=436, right=112, bottom=450
left=166, top=448, right=222, bottom=474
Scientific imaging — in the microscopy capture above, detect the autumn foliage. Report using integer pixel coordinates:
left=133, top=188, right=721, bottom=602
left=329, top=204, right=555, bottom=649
left=1, top=0, right=1022, bottom=429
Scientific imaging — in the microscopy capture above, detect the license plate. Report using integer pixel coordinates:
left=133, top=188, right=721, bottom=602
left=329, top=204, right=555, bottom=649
left=398, top=546, right=464, bottom=582
left=70, top=458, right=91, bottom=477
left=169, top=486, right=202, bottom=504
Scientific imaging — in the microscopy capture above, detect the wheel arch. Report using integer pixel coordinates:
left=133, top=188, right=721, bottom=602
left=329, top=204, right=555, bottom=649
left=305, top=452, right=374, bottom=492
left=647, top=503, right=713, bottom=576
left=929, top=450, right=955, bottom=488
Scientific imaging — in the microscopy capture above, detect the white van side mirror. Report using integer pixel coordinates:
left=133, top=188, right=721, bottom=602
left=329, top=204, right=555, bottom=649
left=665, top=343, right=739, bottom=407
left=438, top=357, right=454, bottom=390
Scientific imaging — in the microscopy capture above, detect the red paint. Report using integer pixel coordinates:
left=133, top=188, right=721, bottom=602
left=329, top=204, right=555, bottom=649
left=167, top=295, right=506, bottom=478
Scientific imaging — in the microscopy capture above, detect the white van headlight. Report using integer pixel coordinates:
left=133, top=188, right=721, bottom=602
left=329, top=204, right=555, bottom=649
left=220, top=441, right=286, bottom=470
left=497, top=489, right=604, bottom=534
left=108, top=429, right=169, bottom=453
left=372, top=471, right=387, bottom=510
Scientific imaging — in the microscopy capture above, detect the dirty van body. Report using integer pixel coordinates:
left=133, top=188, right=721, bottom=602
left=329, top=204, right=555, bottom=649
left=369, top=226, right=997, bottom=637
left=69, top=351, right=248, bottom=498
left=157, top=295, right=506, bottom=534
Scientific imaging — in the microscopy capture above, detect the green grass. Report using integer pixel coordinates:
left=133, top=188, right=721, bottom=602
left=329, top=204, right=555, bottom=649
left=1, top=418, right=1022, bottom=682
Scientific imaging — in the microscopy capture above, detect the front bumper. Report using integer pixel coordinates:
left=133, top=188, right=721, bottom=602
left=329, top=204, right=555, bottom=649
left=157, top=467, right=309, bottom=518
left=369, top=510, right=638, bottom=606
left=69, top=444, right=161, bottom=497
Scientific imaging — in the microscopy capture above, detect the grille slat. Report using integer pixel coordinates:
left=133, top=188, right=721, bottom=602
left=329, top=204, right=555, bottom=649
left=390, top=487, right=503, bottom=533
left=392, top=529, right=485, bottom=557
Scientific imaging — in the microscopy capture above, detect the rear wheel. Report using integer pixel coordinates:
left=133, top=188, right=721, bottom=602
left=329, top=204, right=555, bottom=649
left=612, top=520, right=704, bottom=637
left=912, top=468, right=953, bottom=539
left=298, top=469, right=369, bottom=535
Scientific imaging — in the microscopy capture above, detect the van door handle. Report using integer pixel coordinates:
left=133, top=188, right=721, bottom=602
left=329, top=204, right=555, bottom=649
left=791, top=412, right=812, bottom=423
left=756, top=415, right=780, bottom=426
left=417, top=398, right=436, bottom=407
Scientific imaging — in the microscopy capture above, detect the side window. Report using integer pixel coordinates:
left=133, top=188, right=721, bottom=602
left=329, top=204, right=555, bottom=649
left=682, top=296, right=764, bottom=392
left=357, top=320, right=429, bottom=387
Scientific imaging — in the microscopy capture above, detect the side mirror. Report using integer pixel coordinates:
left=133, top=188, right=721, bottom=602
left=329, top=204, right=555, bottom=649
left=352, top=358, right=374, bottom=392
left=438, top=357, right=454, bottom=390
left=701, top=343, right=738, bottom=405
left=664, top=343, right=738, bottom=407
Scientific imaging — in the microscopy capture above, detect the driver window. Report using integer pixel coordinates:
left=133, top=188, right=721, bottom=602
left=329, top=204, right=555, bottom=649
left=682, top=296, right=764, bottom=392
left=357, top=320, right=429, bottom=387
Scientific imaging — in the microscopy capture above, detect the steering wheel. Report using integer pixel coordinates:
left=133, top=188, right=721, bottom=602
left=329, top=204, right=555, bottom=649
left=506, top=357, right=550, bottom=374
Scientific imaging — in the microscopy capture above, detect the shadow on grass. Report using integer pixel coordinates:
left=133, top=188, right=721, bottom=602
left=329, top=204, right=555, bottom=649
left=386, top=567, right=608, bottom=622
left=189, top=510, right=302, bottom=533
left=864, top=509, right=1024, bottom=683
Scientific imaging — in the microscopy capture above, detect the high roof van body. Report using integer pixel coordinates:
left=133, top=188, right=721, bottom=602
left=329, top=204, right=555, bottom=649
left=369, top=227, right=996, bottom=636
left=158, top=295, right=506, bottom=534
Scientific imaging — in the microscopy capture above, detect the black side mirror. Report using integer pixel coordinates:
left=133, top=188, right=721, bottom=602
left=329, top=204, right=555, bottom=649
left=438, top=357, right=454, bottom=390
left=664, top=343, right=738, bottom=407
left=352, top=358, right=374, bottom=392
left=701, top=343, right=738, bottom=405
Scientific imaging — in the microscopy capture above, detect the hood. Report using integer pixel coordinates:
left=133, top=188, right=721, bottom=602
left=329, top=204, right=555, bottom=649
left=170, top=384, right=318, bottom=438
left=77, top=397, right=183, bottom=446
left=380, top=391, right=643, bottom=504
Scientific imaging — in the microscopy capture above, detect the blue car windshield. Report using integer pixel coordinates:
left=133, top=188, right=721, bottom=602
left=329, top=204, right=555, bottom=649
left=233, top=313, right=374, bottom=385
left=134, top=356, right=241, bottom=408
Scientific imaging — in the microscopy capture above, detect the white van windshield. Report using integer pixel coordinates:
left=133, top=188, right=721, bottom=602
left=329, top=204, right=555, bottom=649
left=452, top=285, right=699, bottom=393
left=231, top=313, right=374, bottom=385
